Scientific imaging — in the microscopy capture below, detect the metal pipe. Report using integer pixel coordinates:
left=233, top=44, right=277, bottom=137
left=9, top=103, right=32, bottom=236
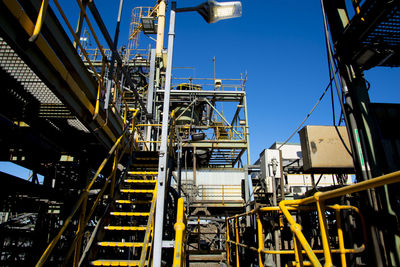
left=336, top=209, right=347, bottom=267
left=104, top=0, right=124, bottom=109
left=152, top=2, right=176, bottom=266
left=156, top=1, right=166, bottom=57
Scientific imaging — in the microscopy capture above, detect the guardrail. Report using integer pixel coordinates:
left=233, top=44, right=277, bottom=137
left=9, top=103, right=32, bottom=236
left=196, top=184, right=242, bottom=204
left=35, top=109, right=139, bottom=266
left=172, top=77, right=245, bottom=92
left=226, top=170, right=400, bottom=267
left=173, top=198, right=187, bottom=267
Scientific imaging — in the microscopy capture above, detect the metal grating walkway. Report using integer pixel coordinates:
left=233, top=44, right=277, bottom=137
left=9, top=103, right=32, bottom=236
left=341, top=0, right=400, bottom=69
left=0, top=36, right=89, bottom=132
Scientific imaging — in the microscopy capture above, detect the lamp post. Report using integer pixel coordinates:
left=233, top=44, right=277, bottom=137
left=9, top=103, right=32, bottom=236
left=153, top=2, right=242, bottom=267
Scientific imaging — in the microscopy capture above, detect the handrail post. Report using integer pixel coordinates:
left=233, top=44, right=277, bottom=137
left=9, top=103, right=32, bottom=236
left=225, top=218, right=231, bottom=264
left=335, top=208, right=347, bottom=267
left=110, top=148, right=119, bottom=198
left=292, top=234, right=304, bottom=267
left=173, top=198, right=186, bottom=267
left=314, top=192, right=333, bottom=266
left=256, top=212, right=264, bottom=266
left=235, top=216, right=240, bottom=267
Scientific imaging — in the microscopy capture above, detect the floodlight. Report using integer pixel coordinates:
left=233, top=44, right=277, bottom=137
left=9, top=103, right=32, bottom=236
left=207, top=1, right=242, bottom=23
left=176, top=1, right=242, bottom=24
left=141, top=17, right=157, bottom=34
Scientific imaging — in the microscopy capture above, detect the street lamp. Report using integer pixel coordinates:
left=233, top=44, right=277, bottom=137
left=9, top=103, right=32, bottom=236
left=176, top=0, right=242, bottom=23
left=153, top=2, right=242, bottom=267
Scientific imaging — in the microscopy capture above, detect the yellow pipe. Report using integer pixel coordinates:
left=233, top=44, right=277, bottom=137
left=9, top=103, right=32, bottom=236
left=256, top=212, right=264, bottom=266
left=335, top=208, right=347, bottom=267
left=235, top=216, right=240, bottom=267
left=301, top=170, right=400, bottom=205
left=173, top=198, right=186, bottom=267
left=29, top=0, right=49, bottom=42
left=314, top=193, right=332, bottom=266
left=226, top=240, right=364, bottom=255
left=279, top=200, right=322, bottom=267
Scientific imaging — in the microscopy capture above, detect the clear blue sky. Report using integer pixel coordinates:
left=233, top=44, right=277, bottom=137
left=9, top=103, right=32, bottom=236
left=118, top=0, right=398, bottom=163
left=2, top=1, right=399, bottom=179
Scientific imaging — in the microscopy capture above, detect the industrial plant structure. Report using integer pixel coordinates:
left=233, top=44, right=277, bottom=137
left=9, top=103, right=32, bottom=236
left=0, top=0, right=399, bottom=266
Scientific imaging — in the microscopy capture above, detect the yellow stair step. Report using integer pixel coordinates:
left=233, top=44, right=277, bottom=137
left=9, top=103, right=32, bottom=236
left=134, top=157, right=158, bottom=161
left=97, top=242, right=144, bottom=248
left=104, top=226, right=147, bottom=231
left=131, top=163, right=158, bottom=167
left=120, top=189, right=154, bottom=194
left=128, top=171, right=158, bottom=176
left=115, top=200, right=151, bottom=204
left=91, top=259, right=142, bottom=266
left=124, top=179, right=156, bottom=184
left=110, top=212, right=149, bottom=216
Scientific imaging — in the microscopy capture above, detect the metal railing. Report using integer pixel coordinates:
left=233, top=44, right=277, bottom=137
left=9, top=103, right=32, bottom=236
left=173, top=198, right=187, bottom=267
left=172, top=77, right=245, bottom=91
left=226, top=170, right=400, bottom=267
left=196, top=184, right=242, bottom=204
left=226, top=205, right=366, bottom=267
left=35, top=110, right=139, bottom=266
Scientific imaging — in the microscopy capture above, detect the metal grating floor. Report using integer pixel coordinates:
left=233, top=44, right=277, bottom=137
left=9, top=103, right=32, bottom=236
left=343, top=0, right=400, bottom=68
left=0, top=36, right=89, bottom=133
left=362, top=2, right=400, bottom=47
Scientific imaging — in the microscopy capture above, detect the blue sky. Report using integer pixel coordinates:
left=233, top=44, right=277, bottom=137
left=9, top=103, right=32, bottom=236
left=2, top=1, right=399, bottom=179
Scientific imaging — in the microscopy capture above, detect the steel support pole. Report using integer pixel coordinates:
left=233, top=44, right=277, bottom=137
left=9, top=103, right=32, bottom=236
left=146, top=49, right=156, bottom=144
left=152, top=3, right=176, bottom=267
left=104, top=0, right=124, bottom=109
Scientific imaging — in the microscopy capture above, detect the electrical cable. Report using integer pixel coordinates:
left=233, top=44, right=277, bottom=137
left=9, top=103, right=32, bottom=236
left=321, top=0, right=353, bottom=157
left=277, top=78, right=333, bottom=150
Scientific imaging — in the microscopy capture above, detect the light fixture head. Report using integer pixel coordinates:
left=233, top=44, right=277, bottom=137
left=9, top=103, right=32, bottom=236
left=190, top=1, right=242, bottom=24
left=207, top=1, right=242, bottom=23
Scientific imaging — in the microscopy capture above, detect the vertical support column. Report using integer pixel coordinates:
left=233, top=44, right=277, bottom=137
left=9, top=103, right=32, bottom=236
left=244, top=166, right=251, bottom=226
left=153, top=3, right=176, bottom=267
left=146, top=49, right=156, bottom=145
left=156, top=0, right=166, bottom=58
left=242, top=93, right=251, bottom=165
left=104, top=0, right=124, bottom=109
left=146, top=49, right=157, bottom=116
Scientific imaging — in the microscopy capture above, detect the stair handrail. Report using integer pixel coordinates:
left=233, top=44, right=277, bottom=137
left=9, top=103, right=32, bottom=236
left=138, top=183, right=158, bottom=267
left=36, top=110, right=139, bottom=267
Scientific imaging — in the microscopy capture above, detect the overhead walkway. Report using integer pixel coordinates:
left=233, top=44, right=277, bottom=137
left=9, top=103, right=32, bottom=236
left=0, top=0, right=137, bottom=152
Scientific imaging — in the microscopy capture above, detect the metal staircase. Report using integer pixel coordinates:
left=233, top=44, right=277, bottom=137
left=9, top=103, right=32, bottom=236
left=90, top=154, right=159, bottom=267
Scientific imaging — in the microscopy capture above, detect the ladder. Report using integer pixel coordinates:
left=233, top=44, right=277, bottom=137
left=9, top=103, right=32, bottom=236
left=91, top=154, right=159, bottom=266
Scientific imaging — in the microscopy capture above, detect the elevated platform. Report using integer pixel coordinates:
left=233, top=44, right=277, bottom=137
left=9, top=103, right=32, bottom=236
left=338, top=0, right=400, bottom=69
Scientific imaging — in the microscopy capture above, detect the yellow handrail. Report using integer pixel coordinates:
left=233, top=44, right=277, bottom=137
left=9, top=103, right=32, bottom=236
left=36, top=110, right=140, bottom=266
left=226, top=170, right=400, bottom=266
left=173, top=198, right=187, bottom=267
left=226, top=205, right=366, bottom=267
left=29, top=0, right=49, bottom=42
